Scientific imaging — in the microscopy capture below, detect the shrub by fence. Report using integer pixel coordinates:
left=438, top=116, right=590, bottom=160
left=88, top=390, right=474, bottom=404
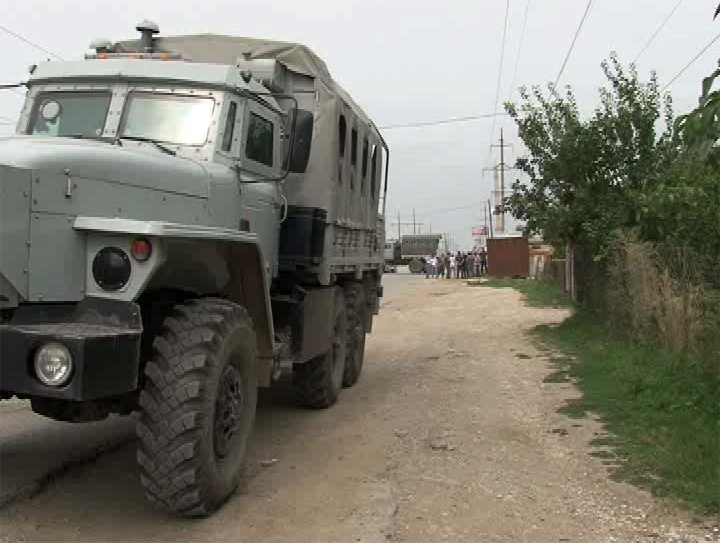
left=573, top=235, right=720, bottom=371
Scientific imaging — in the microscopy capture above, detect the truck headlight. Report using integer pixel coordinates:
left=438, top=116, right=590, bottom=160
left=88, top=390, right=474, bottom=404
left=34, top=342, right=73, bottom=386
left=92, top=247, right=131, bottom=291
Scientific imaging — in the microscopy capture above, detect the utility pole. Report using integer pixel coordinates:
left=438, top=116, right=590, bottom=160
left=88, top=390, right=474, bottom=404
left=491, top=128, right=513, bottom=233
left=487, top=200, right=495, bottom=239
left=390, top=209, right=424, bottom=240
left=484, top=130, right=513, bottom=235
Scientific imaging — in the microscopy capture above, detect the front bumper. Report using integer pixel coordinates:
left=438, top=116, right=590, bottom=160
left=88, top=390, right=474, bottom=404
left=0, top=298, right=142, bottom=401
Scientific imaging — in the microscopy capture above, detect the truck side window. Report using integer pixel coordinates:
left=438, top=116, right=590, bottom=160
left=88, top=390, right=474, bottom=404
left=338, top=115, right=347, bottom=184
left=245, top=112, right=273, bottom=167
left=370, top=145, right=377, bottom=199
left=361, top=137, right=369, bottom=193
left=339, top=115, right=347, bottom=158
left=221, top=102, right=237, bottom=153
left=350, top=127, right=358, bottom=190
left=351, top=128, right=357, bottom=168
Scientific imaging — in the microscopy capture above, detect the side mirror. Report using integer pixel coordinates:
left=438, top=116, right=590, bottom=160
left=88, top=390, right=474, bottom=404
left=287, top=108, right=314, bottom=174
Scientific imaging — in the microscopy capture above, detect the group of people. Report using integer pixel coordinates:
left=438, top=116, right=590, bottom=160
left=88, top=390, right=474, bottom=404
left=424, top=250, right=488, bottom=279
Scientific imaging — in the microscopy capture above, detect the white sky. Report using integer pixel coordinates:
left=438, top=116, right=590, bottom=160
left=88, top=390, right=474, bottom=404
left=1, top=0, right=718, bottom=248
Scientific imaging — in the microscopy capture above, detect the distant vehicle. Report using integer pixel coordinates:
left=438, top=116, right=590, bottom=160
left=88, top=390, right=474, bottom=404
left=0, top=21, right=390, bottom=518
left=400, top=234, right=442, bottom=273
left=384, top=241, right=398, bottom=272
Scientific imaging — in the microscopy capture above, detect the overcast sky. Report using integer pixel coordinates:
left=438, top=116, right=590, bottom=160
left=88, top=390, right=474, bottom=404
left=1, top=0, right=718, bottom=249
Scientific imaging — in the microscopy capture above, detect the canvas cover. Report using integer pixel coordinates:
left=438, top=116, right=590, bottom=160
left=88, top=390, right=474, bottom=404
left=115, top=34, right=374, bottom=127
left=115, top=34, right=385, bottom=226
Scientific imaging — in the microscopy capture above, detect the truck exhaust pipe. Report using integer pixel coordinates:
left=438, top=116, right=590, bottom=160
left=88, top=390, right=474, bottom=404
left=136, top=20, right=159, bottom=53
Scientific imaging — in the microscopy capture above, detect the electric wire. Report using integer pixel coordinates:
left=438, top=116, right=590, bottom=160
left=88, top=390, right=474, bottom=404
left=379, top=113, right=507, bottom=130
left=662, top=31, right=720, bottom=91
left=551, top=0, right=596, bottom=96
left=633, top=0, right=684, bottom=64
left=508, top=0, right=532, bottom=103
left=413, top=200, right=491, bottom=218
left=0, top=25, right=63, bottom=60
left=487, top=0, right=512, bottom=164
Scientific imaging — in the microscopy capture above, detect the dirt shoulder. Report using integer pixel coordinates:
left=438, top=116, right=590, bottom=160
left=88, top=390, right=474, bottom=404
left=0, top=279, right=717, bottom=542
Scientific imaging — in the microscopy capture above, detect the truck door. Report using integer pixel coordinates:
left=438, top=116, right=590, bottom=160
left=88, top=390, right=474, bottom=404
left=238, top=100, right=282, bottom=279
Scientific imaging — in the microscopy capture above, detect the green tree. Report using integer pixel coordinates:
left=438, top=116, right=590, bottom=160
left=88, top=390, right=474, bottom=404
left=674, top=62, right=720, bottom=167
left=504, top=53, right=673, bottom=257
left=640, top=60, right=720, bottom=258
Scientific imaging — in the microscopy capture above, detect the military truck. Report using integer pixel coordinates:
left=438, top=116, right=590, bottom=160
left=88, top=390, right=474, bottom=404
left=400, top=234, right=442, bottom=273
left=0, top=21, right=388, bottom=517
left=383, top=239, right=399, bottom=272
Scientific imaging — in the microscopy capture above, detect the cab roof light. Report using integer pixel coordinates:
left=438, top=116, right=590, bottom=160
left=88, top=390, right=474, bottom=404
left=83, top=52, right=186, bottom=61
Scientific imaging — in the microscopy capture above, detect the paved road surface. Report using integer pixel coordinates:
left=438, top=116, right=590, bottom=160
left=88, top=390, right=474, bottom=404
left=1, top=276, right=715, bottom=543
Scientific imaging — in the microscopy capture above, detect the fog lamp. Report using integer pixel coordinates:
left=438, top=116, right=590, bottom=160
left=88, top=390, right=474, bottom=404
left=34, top=342, right=73, bottom=386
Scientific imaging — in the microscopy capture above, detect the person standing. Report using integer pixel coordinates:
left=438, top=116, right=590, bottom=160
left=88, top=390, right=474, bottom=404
left=424, top=255, right=431, bottom=279
left=448, top=253, right=455, bottom=279
left=473, top=252, right=480, bottom=277
left=480, top=248, right=488, bottom=275
left=437, top=254, right=445, bottom=279
left=430, top=255, right=437, bottom=278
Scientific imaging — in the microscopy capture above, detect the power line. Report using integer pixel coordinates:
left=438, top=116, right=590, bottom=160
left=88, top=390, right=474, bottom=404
left=379, top=113, right=507, bottom=130
left=487, top=0, right=512, bottom=164
left=0, top=25, right=63, bottom=60
left=551, top=0, right=596, bottom=95
left=633, top=0, right=684, bottom=64
left=388, top=201, right=486, bottom=222
left=413, top=200, right=489, bottom=218
left=662, top=31, right=720, bottom=91
left=508, top=0, right=532, bottom=103
left=0, top=83, right=27, bottom=97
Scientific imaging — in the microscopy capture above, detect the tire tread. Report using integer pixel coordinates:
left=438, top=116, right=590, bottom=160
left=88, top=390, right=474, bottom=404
left=137, top=297, right=256, bottom=517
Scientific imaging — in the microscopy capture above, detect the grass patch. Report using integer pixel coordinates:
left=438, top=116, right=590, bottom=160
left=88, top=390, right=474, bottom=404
left=479, top=278, right=573, bottom=309
left=537, top=314, right=720, bottom=514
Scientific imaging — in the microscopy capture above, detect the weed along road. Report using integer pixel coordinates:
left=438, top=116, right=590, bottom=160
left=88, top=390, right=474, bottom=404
left=0, top=278, right=715, bottom=542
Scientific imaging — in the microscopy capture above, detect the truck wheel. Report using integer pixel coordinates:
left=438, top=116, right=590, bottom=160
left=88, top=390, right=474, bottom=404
left=136, top=298, right=258, bottom=517
left=294, top=288, right=347, bottom=408
left=342, top=284, right=366, bottom=388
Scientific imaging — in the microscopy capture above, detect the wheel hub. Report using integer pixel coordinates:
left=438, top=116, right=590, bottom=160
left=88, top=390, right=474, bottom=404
left=214, top=365, right=244, bottom=459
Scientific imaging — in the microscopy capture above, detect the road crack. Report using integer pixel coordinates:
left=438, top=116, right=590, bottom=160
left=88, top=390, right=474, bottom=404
left=0, top=435, right=136, bottom=510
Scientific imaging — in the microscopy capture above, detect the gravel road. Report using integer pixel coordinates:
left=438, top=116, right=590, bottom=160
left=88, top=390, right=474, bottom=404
left=0, top=277, right=717, bottom=543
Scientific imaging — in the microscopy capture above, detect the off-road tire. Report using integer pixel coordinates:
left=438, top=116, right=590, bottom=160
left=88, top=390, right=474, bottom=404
left=342, top=283, right=367, bottom=388
left=136, top=298, right=258, bottom=517
left=293, top=288, right=347, bottom=408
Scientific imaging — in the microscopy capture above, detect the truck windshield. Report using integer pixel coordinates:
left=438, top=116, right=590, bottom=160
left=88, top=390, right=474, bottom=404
left=119, top=92, right=215, bottom=146
left=28, top=92, right=111, bottom=137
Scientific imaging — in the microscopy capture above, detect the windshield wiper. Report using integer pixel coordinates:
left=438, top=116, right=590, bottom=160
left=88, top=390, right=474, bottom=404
left=65, top=134, right=120, bottom=145
left=120, top=136, right=177, bottom=156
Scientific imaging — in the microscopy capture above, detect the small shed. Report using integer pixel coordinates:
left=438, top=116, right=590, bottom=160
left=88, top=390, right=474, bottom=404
left=487, top=236, right=530, bottom=278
